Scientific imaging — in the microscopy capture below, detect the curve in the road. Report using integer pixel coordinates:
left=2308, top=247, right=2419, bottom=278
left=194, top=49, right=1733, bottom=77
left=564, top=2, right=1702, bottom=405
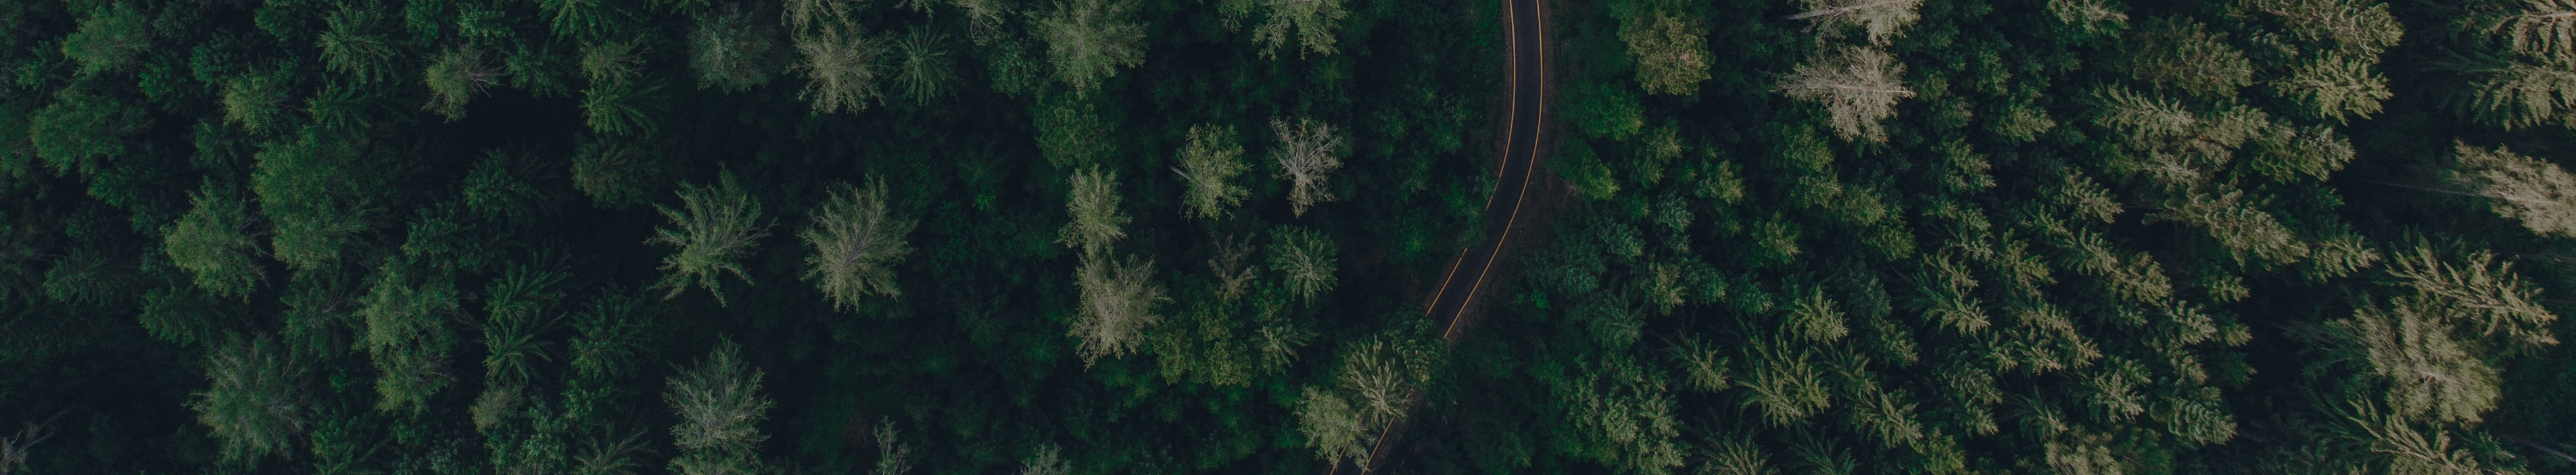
left=1334, top=0, right=1546, bottom=471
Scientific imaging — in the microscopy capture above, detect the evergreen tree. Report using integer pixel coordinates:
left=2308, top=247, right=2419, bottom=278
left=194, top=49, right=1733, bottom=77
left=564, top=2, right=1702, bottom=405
left=189, top=336, right=305, bottom=465
left=800, top=178, right=916, bottom=309
left=1036, top=0, right=1145, bottom=93
left=1266, top=226, right=1337, bottom=303
left=1059, top=166, right=1128, bottom=257
left=1220, top=0, right=1349, bottom=59
left=666, top=341, right=773, bottom=475
left=1784, top=0, right=1921, bottom=45
left=1178, top=124, right=1248, bottom=221
left=164, top=182, right=263, bottom=299
left=2448, top=143, right=2576, bottom=239
left=1270, top=118, right=1345, bottom=217
left=1778, top=47, right=1911, bottom=143
left=648, top=171, right=772, bottom=305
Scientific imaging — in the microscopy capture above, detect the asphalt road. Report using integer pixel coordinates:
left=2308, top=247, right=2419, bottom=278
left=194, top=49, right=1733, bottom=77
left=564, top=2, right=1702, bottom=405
left=1331, top=0, right=1545, bottom=471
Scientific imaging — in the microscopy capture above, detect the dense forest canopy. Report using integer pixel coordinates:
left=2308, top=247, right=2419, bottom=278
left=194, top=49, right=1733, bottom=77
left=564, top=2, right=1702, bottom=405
left=0, top=0, right=2574, bottom=473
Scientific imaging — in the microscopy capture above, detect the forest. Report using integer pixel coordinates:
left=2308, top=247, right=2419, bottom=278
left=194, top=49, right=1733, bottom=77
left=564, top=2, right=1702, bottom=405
left=0, top=0, right=2573, bottom=472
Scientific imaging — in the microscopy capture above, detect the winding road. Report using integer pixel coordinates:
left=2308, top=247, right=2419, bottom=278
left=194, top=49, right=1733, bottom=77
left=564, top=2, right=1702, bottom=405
left=1334, top=0, right=1547, bottom=471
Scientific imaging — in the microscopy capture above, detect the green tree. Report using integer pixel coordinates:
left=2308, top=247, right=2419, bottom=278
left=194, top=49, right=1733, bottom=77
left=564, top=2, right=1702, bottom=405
left=189, top=336, right=305, bottom=465
left=690, top=3, right=782, bottom=93
left=648, top=171, right=772, bottom=306
left=1267, top=226, right=1337, bottom=303
left=2273, top=53, right=2391, bottom=124
left=1778, top=47, right=1911, bottom=143
left=60, top=2, right=148, bottom=76
left=27, top=90, right=144, bottom=175
left=2480, top=0, right=2576, bottom=62
left=666, top=341, right=773, bottom=475
left=1622, top=9, right=1711, bottom=96
left=252, top=129, right=377, bottom=272
left=1219, top=0, right=1349, bottom=59
left=164, top=182, right=263, bottom=299
left=2384, top=243, right=2560, bottom=352
left=2116, top=19, right=2253, bottom=98
left=360, top=258, right=462, bottom=414
left=800, top=178, right=916, bottom=309
left=1178, top=124, right=1248, bottom=221
left=425, top=47, right=503, bottom=122
left=318, top=3, right=398, bottom=83
left=1036, top=0, right=1145, bottom=93
left=1271, top=118, right=1345, bottom=217
left=1740, top=339, right=1831, bottom=427
left=892, top=26, right=952, bottom=105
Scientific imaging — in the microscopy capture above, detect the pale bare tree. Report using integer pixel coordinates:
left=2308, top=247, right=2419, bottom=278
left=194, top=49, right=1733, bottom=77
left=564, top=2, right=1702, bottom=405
left=1070, top=254, right=1166, bottom=365
left=794, top=26, right=888, bottom=114
left=649, top=172, right=772, bottom=306
left=1784, top=0, right=1922, bottom=45
left=1778, top=47, right=1913, bottom=143
left=1220, top=0, right=1350, bottom=59
left=1036, top=0, right=1146, bottom=94
left=1270, top=118, right=1345, bottom=217
left=2450, top=143, right=2576, bottom=238
left=666, top=341, right=773, bottom=475
left=1178, top=124, right=1249, bottom=220
left=2481, top=0, right=2576, bottom=62
left=1207, top=234, right=1258, bottom=303
left=801, top=179, right=917, bottom=309
left=1058, top=167, right=1129, bottom=257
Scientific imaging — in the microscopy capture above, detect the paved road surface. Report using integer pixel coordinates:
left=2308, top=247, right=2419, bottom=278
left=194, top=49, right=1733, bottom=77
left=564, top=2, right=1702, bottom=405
left=1332, top=0, right=1546, bottom=471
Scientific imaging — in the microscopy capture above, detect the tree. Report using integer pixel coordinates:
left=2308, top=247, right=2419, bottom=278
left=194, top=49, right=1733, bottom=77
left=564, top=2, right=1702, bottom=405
left=1267, top=226, right=1337, bottom=303
left=1623, top=10, right=1711, bottom=96
left=792, top=24, right=886, bottom=114
left=2329, top=300, right=2501, bottom=424
left=252, top=129, right=377, bottom=272
left=1739, top=339, right=1831, bottom=427
left=59, top=2, right=147, bottom=76
left=892, top=26, right=952, bottom=105
left=1070, top=254, right=1166, bottom=365
left=2272, top=53, right=2391, bottom=124
left=800, top=178, right=916, bottom=309
left=1778, top=47, right=1911, bottom=143
left=2460, top=57, right=2576, bottom=130
left=27, top=90, right=143, bottom=175
left=2384, top=243, right=2560, bottom=352
left=1784, top=0, right=1921, bottom=45
left=318, top=3, right=398, bottom=83
left=1299, top=334, right=1435, bottom=466
left=2481, top=0, right=2576, bottom=62
left=165, top=182, right=263, bottom=299
left=2448, top=143, right=2576, bottom=239
left=222, top=72, right=292, bottom=132
left=2117, top=19, right=2254, bottom=98
left=648, top=171, right=772, bottom=306
left=1178, top=124, right=1248, bottom=221
left=1271, top=118, right=1345, bottom=217
left=1036, top=0, right=1145, bottom=93
left=190, top=336, right=305, bottom=465
left=1294, top=386, right=1368, bottom=466
left=1219, top=0, right=1349, bottom=59
left=425, top=47, right=503, bottom=122
left=360, top=259, right=461, bottom=414
left=1059, top=167, right=1128, bottom=257
left=691, top=3, right=782, bottom=93
left=667, top=341, right=773, bottom=475
left=1667, top=336, right=1732, bottom=393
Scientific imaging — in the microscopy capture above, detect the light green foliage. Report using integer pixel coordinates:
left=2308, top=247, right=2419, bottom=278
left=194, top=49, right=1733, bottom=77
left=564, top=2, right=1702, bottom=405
left=1778, top=47, right=1912, bottom=143
left=691, top=4, right=781, bottom=93
left=2117, top=19, right=2253, bottom=98
left=572, top=140, right=661, bottom=209
left=164, top=183, right=262, bottom=299
left=425, top=47, right=502, bottom=122
left=1784, top=286, right=1850, bottom=341
left=1036, top=0, right=1146, bottom=93
left=221, top=73, right=291, bottom=132
left=648, top=171, right=772, bottom=305
left=1266, top=226, right=1338, bottom=303
left=2146, top=191, right=2310, bottom=266
left=2332, top=401, right=2516, bottom=474
left=1740, top=339, right=1831, bottom=426
left=2461, top=58, right=2576, bottom=130
left=2247, top=124, right=2355, bottom=182
left=2384, top=243, right=2560, bottom=352
left=1018, top=444, right=1068, bottom=475
left=1059, top=167, right=1129, bottom=257
left=1667, top=336, right=1732, bottom=393
left=360, top=259, right=461, bottom=414
left=1554, top=355, right=1685, bottom=474
left=2049, top=0, right=2129, bottom=35
left=1220, top=0, right=1349, bottom=59
left=2448, top=143, right=2576, bottom=239
left=28, top=90, right=143, bottom=175
left=252, top=129, right=375, bottom=271
left=190, top=336, right=305, bottom=465
left=1271, top=118, right=1346, bottom=217
left=2273, top=53, right=2391, bottom=123
left=1298, top=334, right=1437, bottom=466
left=570, top=291, right=652, bottom=382
left=481, top=265, right=567, bottom=385
left=2481, top=0, right=2576, bottom=62
left=582, top=41, right=646, bottom=84
left=1622, top=9, right=1711, bottom=96
left=1178, top=124, right=1249, bottom=220
left=893, top=27, right=953, bottom=105
left=801, top=179, right=917, bottom=309
left=62, top=2, right=148, bottom=76
left=319, top=3, right=397, bottom=82
left=666, top=341, right=773, bottom=475
left=792, top=25, right=887, bottom=114
left=1070, top=254, right=1165, bottom=365
left=583, top=76, right=664, bottom=136
left=1295, top=386, right=1368, bottom=466
left=1786, top=0, right=1921, bottom=45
